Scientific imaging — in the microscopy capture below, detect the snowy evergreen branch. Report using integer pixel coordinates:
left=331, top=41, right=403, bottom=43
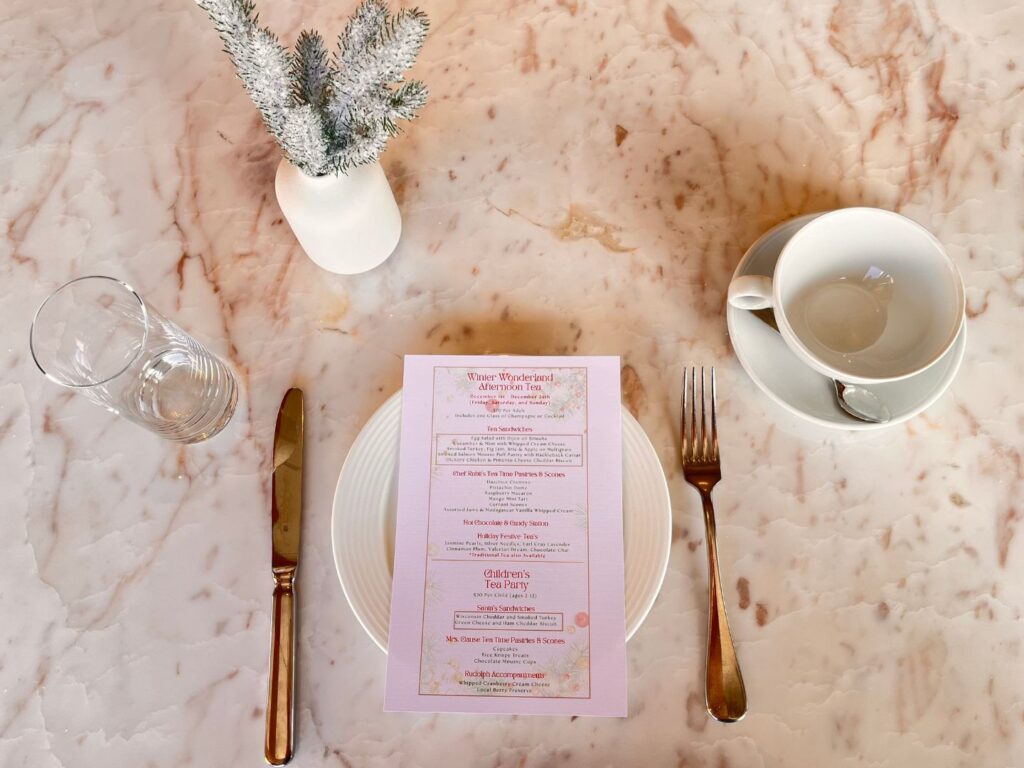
left=292, top=31, right=331, bottom=111
left=196, top=0, right=428, bottom=176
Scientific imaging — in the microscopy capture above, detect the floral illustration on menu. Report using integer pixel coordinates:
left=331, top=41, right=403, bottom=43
left=545, top=368, right=587, bottom=418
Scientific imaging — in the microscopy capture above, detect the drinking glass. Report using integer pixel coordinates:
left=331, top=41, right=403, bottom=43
left=30, top=276, right=237, bottom=443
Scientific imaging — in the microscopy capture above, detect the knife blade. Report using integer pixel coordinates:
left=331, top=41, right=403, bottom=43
left=272, top=388, right=304, bottom=569
left=266, top=387, right=304, bottom=766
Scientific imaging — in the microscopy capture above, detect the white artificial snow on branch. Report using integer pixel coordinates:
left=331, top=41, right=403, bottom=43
left=196, top=0, right=428, bottom=176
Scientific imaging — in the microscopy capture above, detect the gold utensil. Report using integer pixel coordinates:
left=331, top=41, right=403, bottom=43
left=681, top=368, right=747, bottom=722
left=266, top=388, right=304, bottom=765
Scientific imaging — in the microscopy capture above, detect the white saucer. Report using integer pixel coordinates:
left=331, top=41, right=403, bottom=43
left=727, top=214, right=967, bottom=430
left=331, top=391, right=672, bottom=652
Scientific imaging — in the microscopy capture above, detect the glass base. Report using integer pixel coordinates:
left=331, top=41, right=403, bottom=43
left=174, top=374, right=238, bottom=444
left=124, top=351, right=239, bottom=444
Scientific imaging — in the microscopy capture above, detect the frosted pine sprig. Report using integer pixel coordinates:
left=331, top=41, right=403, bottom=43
left=292, top=30, right=331, bottom=111
left=196, top=0, right=428, bottom=176
left=337, top=0, right=390, bottom=71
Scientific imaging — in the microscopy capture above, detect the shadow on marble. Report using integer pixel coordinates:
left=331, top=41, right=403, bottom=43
left=409, top=315, right=586, bottom=357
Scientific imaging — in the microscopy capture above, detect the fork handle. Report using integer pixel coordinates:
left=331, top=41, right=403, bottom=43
left=699, top=489, right=747, bottom=722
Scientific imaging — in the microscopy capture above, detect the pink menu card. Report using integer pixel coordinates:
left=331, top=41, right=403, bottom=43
left=384, top=355, right=627, bottom=716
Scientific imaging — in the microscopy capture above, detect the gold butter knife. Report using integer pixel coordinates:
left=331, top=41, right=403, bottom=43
left=266, top=388, right=304, bottom=765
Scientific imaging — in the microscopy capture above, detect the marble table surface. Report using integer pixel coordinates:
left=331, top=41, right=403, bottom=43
left=2, top=0, right=1022, bottom=765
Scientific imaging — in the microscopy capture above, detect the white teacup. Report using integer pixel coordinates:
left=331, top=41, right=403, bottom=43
left=728, top=208, right=965, bottom=384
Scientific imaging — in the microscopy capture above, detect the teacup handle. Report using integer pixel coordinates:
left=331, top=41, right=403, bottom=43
left=727, top=275, right=774, bottom=311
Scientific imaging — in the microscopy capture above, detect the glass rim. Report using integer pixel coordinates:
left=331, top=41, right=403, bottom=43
left=29, top=275, right=150, bottom=390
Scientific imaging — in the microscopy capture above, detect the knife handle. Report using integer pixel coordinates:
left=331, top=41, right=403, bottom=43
left=265, top=570, right=295, bottom=765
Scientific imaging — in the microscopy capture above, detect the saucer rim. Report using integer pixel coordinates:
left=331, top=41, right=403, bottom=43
left=727, top=213, right=967, bottom=431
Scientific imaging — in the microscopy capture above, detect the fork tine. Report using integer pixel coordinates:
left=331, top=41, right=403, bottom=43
left=710, top=367, right=719, bottom=460
left=692, top=366, right=700, bottom=456
left=700, top=367, right=708, bottom=460
left=681, top=368, right=688, bottom=461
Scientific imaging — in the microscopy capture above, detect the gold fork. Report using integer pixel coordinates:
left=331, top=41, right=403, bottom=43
left=681, top=367, right=747, bottom=722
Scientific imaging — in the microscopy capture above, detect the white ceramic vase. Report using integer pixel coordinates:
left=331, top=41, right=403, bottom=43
left=274, top=158, right=402, bottom=275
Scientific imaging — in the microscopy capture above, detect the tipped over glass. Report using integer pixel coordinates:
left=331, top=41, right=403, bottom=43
left=30, top=276, right=237, bottom=443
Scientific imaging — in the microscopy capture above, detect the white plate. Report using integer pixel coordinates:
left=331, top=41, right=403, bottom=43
left=727, top=214, right=967, bottom=430
left=332, top=391, right=672, bottom=652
